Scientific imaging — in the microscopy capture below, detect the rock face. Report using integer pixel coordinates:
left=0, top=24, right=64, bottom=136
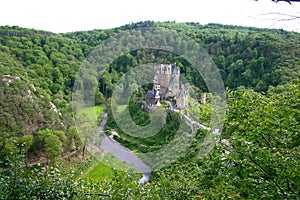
left=146, top=64, right=188, bottom=109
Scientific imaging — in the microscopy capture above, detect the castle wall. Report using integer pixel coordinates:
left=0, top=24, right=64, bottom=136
left=149, top=64, right=188, bottom=109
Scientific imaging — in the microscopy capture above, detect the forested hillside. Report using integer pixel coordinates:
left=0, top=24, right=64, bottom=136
left=65, top=22, right=300, bottom=92
left=0, top=22, right=299, bottom=199
left=0, top=26, right=84, bottom=163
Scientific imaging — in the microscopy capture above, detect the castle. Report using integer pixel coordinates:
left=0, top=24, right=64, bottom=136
left=146, top=64, right=188, bottom=109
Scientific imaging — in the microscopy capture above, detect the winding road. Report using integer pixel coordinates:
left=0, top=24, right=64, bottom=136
left=95, top=107, right=218, bottom=183
left=97, top=113, right=151, bottom=183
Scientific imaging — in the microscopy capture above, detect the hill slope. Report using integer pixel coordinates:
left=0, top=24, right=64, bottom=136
left=0, top=22, right=299, bottom=199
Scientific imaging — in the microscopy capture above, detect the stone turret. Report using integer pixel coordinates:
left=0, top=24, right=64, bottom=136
left=146, top=64, right=188, bottom=109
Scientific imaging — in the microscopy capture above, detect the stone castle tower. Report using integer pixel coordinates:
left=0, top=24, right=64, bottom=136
left=146, top=64, right=188, bottom=109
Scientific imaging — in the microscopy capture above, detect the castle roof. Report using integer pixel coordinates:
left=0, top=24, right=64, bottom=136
left=146, top=90, right=155, bottom=99
left=146, top=90, right=159, bottom=99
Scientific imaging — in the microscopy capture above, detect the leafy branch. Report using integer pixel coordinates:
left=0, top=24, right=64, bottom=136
left=223, top=142, right=288, bottom=198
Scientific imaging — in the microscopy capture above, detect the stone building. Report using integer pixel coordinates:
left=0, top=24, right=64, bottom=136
left=146, top=64, right=188, bottom=109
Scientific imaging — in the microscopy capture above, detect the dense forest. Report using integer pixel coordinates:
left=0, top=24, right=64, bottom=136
left=0, top=22, right=299, bottom=199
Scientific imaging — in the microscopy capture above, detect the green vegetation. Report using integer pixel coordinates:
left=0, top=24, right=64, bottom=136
left=184, top=95, right=212, bottom=127
left=84, top=153, right=138, bottom=181
left=0, top=22, right=299, bottom=199
left=58, top=155, right=97, bottom=180
left=65, top=21, right=300, bottom=95
left=77, top=105, right=106, bottom=123
left=106, top=98, right=183, bottom=153
left=84, top=162, right=113, bottom=180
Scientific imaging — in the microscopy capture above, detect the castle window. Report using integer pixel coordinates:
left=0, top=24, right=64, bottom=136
left=155, top=84, right=160, bottom=90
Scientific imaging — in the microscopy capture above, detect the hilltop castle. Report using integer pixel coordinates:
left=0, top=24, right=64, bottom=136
left=146, top=64, right=188, bottom=109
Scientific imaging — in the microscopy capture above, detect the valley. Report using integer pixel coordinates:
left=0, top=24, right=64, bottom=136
left=0, top=22, right=299, bottom=199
